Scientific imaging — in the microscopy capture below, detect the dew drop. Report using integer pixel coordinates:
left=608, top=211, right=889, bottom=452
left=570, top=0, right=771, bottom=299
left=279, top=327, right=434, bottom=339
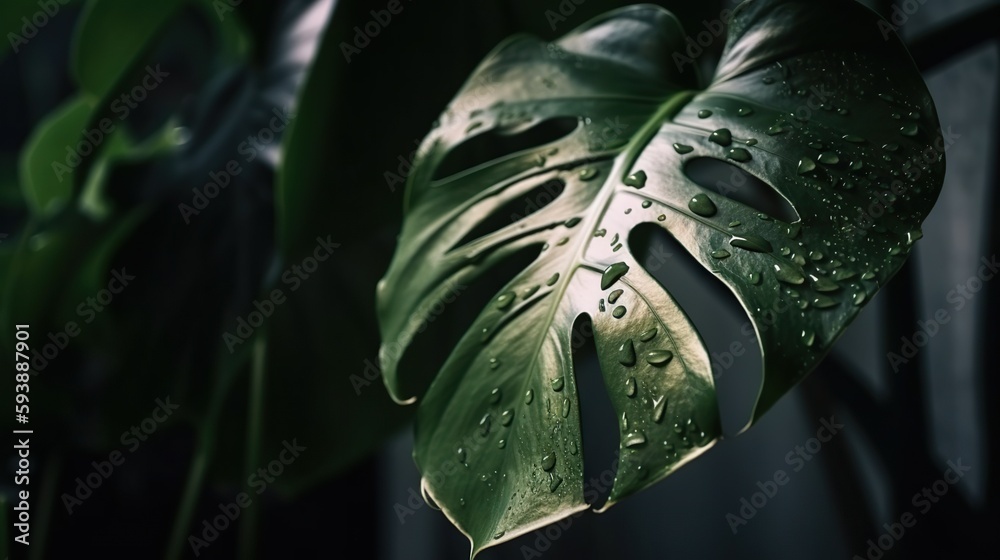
left=797, top=157, right=817, bottom=174
left=852, top=291, right=866, bottom=305
left=688, top=193, right=717, bottom=217
left=479, top=414, right=492, bottom=436
left=709, top=128, right=732, bottom=146
left=564, top=217, right=582, bottom=228
left=767, top=125, right=786, bottom=135
left=601, top=262, right=630, bottom=289
left=673, top=143, right=693, bottom=154
left=727, top=147, right=752, bottom=162
left=525, top=390, right=534, bottom=404
left=541, top=452, right=557, bottom=472
left=546, top=273, right=560, bottom=286
left=646, top=350, right=674, bottom=366
left=522, top=285, right=540, bottom=298
left=749, top=272, right=761, bottom=285
left=899, top=123, right=918, bottom=137
left=818, top=152, right=840, bottom=165
left=801, top=329, right=816, bottom=347
left=497, top=439, right=506, bottom=449
left=489, top=387, right=502, bottom=404
left=612, top=306, right=627, bottom=319
left=624, top=431, right=647, bottom=448
left=831, top=269, right=857, bottom=281
left=773, top=263, right=805, bottom=284
left=619, top=339, right=636, bottom=366
left=549, top=474, right=563, bottom=492
left=842, top=134, right=865, bottom=143
left=810, top=274, right=840, bottom=292
left=730, top=234, right=773, bottom=253
left=608, top=289, right=624, bottom=304
left=579, top=167, right=599, bottom=181
left=737, top=107, right=753, bottom=117
left=812, top=295, right=838, bottom=309
left=657, top=214, right=666, bottom=221
left=496, top=291, right=516, bottom=310
left=501, top=409, right=513, bottom=426
left=652, top=396, right=667, bottom=423
left=639, top=327, right=657, bottom=342
left=698, top=109, right=712, bottom=118
left=625, top=377, right=637, bottom=398
left=711, top=249, right=731, bottom=259
left=729, top=220, right=742, bottom=228
left=624, top=170, right=647, bottom=188
left=641, top=200, right=652, bottom=209
left=551, top=377, right=564, bottom=392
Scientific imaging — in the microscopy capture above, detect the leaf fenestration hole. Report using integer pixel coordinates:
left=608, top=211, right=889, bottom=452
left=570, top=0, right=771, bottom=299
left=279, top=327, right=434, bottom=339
left=432, top=116, right=579, bottom=181
left=683, top=157, right=800, bottom=224
left=628, top=223, right=762, bottom=436
left=392, top=244, right=544, bottom=400
left=451, top=178, right=566, bottom=250
left=570, top=314, right=617, bottom=509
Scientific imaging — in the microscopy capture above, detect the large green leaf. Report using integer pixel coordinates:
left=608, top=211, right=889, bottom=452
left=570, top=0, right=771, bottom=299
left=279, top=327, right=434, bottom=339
left=377, top=0, right=944, bottom=553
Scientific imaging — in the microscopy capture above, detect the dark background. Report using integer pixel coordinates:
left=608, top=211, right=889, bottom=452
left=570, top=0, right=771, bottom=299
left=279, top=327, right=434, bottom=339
left=0, top=0, right=997, bottom=558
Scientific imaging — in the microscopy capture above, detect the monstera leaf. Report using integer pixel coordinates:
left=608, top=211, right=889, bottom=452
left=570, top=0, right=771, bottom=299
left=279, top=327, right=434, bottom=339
left=377, top=0, right=944, bottom=553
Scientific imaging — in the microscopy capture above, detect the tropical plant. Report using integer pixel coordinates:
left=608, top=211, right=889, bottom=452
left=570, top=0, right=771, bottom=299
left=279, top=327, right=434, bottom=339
left=376, top=0, right=946, bottom=553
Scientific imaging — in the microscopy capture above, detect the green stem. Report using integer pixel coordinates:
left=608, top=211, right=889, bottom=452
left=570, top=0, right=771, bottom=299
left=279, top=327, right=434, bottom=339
left=165, top=342, right=252, bottom=560
left=238, top=337, right=267, bottom=560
